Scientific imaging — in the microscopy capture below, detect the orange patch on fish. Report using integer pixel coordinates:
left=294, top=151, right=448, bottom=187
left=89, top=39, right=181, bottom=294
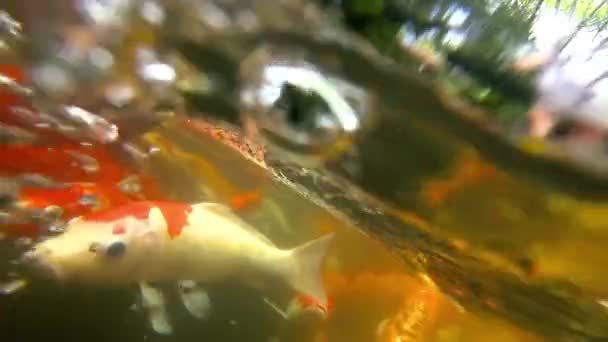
left=229, top=189, right=262, bottom=211
left=85, top=201, right=193, bottom=239
left=156, top=202, right=193, bottom=239
left=85, top=201, right=156, bottom=222
left=296, top=293, right=335, bottom=315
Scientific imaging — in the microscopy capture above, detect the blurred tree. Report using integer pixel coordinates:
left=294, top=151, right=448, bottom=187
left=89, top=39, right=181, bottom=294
left=318, top=0, right=606, bottom=127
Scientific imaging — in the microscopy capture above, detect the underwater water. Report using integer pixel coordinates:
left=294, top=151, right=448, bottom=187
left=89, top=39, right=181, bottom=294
left=1, top=1, right=608, bottom=341
left=0, top=118, right=547, bottom=342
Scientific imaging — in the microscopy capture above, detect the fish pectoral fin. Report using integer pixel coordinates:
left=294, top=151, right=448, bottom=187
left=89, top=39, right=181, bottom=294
left=139, top=282, right=173, bottom=335
left=177, top=280, right=212, bottom=320
left=192, top=202, right=235, bottom=217
left=262, top=297, right=288, bottom=319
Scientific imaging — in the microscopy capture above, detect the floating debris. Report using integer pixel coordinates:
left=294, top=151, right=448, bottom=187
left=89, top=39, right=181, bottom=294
left=0, top=279, right=28, bottom=296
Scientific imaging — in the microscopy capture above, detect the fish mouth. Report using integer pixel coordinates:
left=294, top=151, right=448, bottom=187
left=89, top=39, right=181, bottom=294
left=21, top=248, right=63, bottom=281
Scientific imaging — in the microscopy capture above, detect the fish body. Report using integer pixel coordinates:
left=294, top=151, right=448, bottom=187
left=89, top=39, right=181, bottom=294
left=24, top=200, right=333, bottom=305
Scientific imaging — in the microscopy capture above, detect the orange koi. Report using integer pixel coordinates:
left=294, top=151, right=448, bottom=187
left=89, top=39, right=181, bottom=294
left=229, top=189, right=263, bottom=212
left=376, top=284, right=440, bottom=342
left=421, top=151, right=504, bottom=207
left=25, top=200, right=334, bottom=306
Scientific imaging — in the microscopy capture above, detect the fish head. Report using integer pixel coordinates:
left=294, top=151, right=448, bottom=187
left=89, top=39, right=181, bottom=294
left=22, top=208, right=167, bottom=284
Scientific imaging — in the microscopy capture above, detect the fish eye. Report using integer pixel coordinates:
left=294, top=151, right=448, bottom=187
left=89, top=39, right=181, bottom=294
left=105, top=241, right=127, bottom=258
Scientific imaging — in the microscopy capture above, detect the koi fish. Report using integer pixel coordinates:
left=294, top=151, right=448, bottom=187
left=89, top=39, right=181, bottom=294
left=23, top=200, right=334, bottom=304
left=229, top=189, right=263, bottom=211
left=376, top=285, right=440, bottom=342
left=264, top=293, right=333, bottom=342
left=264, top=293, right=334, bottom=320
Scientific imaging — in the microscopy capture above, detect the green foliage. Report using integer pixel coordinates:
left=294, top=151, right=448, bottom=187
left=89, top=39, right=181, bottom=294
left=345, top=0, right=385, bottom=16
left=319, top=0, right=607, bottom=125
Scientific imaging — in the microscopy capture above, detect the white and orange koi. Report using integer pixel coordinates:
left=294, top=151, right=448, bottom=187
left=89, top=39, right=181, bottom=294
left=23, top=200, right=334, bottom=319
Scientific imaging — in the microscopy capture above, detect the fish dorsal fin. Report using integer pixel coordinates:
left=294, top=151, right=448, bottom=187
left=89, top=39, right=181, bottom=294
left=193, top=202, right=237, bottom=218
left=147, top=207, right=168, bottom=232
left=192, top=202, right=276, bottom=247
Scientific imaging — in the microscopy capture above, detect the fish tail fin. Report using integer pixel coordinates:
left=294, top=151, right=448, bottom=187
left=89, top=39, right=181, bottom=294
left=287, top=234, right=334, bottom=306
